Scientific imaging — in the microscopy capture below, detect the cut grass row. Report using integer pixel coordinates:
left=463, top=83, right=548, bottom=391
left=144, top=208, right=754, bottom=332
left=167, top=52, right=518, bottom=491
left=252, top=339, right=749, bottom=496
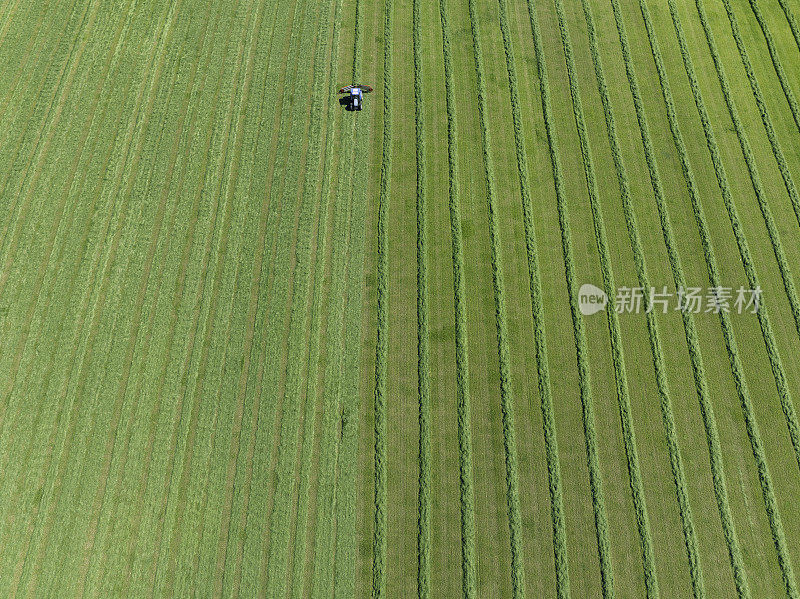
left=504, top=1, right=570, bottom=595
left=777, top=0, right=800, bottom=53
left=464, top=0, right=526, bottom=596
left=746, top=0, right=800, bottom=137
left=525, top=0, right=614, bottom=595
left=551, top=0, right=660, bottom=594
left=718, top=0, right=800, bottom=286
left=697, top=0, right=800, bottom=483
left=373, top=0, right=391, bottom=593
left=437, top=0, right=478, bottom=594
left=576, top=0, right=706, bottom=596
left=657, top=0, right=800, bottom=595
left=609, top=0, right=752, bottom=595
left=413, top=0, right=432, bottom=593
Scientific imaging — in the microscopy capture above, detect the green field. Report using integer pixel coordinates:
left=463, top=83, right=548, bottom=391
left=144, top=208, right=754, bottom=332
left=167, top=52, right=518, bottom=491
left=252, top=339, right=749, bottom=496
left=1, top=0, right=800, bottom=596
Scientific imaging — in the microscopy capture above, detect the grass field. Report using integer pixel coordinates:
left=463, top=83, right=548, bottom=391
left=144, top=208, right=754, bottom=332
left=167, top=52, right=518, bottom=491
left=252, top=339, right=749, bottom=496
left=1, top=0, right=800, bottom=596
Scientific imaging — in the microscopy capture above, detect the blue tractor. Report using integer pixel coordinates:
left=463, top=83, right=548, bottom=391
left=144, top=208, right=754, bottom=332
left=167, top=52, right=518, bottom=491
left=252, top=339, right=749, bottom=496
left=338, top=84, right=373, bottom=111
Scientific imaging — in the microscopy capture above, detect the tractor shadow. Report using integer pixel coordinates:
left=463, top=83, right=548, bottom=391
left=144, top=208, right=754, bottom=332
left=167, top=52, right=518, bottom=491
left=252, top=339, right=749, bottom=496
left=339, top=96, right=356, bottom=111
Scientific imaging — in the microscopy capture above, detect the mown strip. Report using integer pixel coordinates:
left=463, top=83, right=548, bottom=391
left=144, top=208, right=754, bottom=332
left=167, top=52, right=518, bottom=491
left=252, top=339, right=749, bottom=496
left=437, top=0, right=477, bottom=595
left=497, top=0, right=570, bottom=594
left=525, top=0, right=614, bottom=595
left=715, top=0, right=800, bottom=334
left=286, top=0, right=340, bottom=595
left=746, top=0, right=800, bottom=138
left=373, top=0, right=391, bottom=593
left=694, top=0, right=800, bottom=476
left=413, top=0, right=431, bottom=594
left=777, top=0, right=800, bottom=53
left=577, top=0, right=705, bottom=596
left=551, top=0, right=660, bottom=595
left=663, top=1, right=800, bottom=596
left=465, top=0, right=526, bottom=594
left=609, top=0, right=752, bottom=595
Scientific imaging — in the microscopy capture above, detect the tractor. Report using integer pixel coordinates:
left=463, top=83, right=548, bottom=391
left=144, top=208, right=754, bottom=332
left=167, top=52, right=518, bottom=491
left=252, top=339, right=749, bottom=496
left=338, top=84, right=373, bottom=111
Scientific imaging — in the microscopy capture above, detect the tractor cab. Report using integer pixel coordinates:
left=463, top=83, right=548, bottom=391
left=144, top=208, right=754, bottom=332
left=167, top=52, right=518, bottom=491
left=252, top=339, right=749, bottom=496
left=338, top=84, right=373, bottom=111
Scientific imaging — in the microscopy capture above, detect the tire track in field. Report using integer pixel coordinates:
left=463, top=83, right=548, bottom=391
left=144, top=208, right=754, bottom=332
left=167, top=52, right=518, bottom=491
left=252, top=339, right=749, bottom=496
left=86, top=4, right=220, bottom=593
left=0, top=3, right=53, bottom=126
left=233, top=0, right=313, bottom=593
left=204, top=0, right=298, bottom=594
left=551, top=0, right=659, bottom=594
left=578, top=0, right=705, bottom=596
left=213, top=0, right=303, bottom=593
left=309, top=3, right=359, bottom=590
left=285, top=4, right=342, bottom=595
left=153, top=2, right=261, bottom=595
left=413, top=0, right=431, bottom=593
left=0, top=0, right=22, bottom=46
left=0, top=3, right=145, bottom=570
left=71, top=3, right=218, bottom=594
left=0, top=0, right=94, bottom=284
left=373, top=0, right=391, bottom=592
left=0, top=0, right=101, bottom=273
left=332, top=0, right=373, bottom=592
left=8, top=2, right=182, bottom=596
left=310, top=116, right=355, bottom=599
left=501, top=0, right=571, bottom=593
left=715, top=0, right=800, bottom=335
left=117, top=7, right=238, bottom=597
left=464, top=0, right=526, bottom=595
left=436, top=0, right=478, bottom=595
left=660, top=1, right=799, bottom=595
left=608, top=0, right=751, bottom=595
left=259, top=0, right=326, bottom=594
left=0, top=0, right=136, bottom=457
left=526, top=0, right=615, bottom=595
left=0, top=0, right=82, bottom=222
